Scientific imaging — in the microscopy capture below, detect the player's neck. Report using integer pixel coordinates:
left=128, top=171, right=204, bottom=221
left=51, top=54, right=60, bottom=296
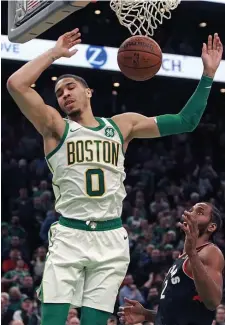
left=196, top=236, right=210, bottom=248
left=69, top=109, right=99, bottom=128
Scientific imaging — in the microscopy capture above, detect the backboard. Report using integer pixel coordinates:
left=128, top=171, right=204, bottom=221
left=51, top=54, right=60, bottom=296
left=8, top=1, right=92, bottom=43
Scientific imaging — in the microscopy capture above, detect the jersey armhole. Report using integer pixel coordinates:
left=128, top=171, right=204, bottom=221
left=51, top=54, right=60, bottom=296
left=107, top=118, right=125, bottom=155
left=183, top=258, right=194, bottom=279
left=45, top=121, right=69, bottom=160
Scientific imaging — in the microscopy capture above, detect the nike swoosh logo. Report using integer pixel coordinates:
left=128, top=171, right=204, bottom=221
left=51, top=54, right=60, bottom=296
left=205, top=86, right=212, bottom=88
left=124, top=236, right=128, bottom=240
left=70, top=129, right=79, bottom=132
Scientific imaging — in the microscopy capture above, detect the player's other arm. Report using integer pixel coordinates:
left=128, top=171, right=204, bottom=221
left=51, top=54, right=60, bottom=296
left=117, top=298, right=156, bottom=324
left=115, top=33, right=223, bottom=141
left=188, top=245, right=224, bottom=311
left=7, top=29, right=81, bottom=137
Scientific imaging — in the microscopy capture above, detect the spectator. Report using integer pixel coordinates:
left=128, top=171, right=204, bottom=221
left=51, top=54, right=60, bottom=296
left=213, top=305, right=225, bottom=325
left=2, top=259, right=30, bottom=290
left=1, top=292, right=10, bottom=307
left=144, top=249, right=164, bottom=274
left=137, top=245, right=155, bottom=270
left=160, top=230, right=176, bottom=248
left=38, top=180, right=49, bottom=195
left=31, top=247, right=46, bottom=283
left=68, top=317, right=80, bottom=325
left=149, top=192, right=169, bottom=216
left=8, top=287, right=22, bottom=313
left=2, top=249, right=21, bottom=273
left=2, top=292, right=12, bottom=325
left=33, top=197, right=45, bottom=217
left=119, top=275, right=145, bottom=306
left=190, top=192, right=200, bottom=205
left=12, top=297, right=36, bottom=325
left=11, top=188, right=33, bottom=227
left=20, top=276, right=35, bottom=299
left=3, top=236, right=28, bottom=260
left=9, top=216, right=26, bottom=243
left=153, top=213, right=172, bottom=244
left=40, top=191, right=53, bottom=213
left=143, top=286, right=160, bottom=309
left=66, top=308, right=78, bottom=325
left=127, top=208, right=146, bottom=237
left=135, top=197, right=147, bottom=219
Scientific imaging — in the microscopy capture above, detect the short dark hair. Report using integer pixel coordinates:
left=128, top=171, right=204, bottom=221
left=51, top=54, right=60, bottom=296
left=204, top=202, right=222, bottom=237
left=55, top=74, right=89, bottom=89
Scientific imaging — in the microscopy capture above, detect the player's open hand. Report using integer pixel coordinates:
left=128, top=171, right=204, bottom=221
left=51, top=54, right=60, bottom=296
left=53, top=28, right=81, bottom=59
left=118, top=298, right=146, bottom=325
left=202, top=33, right=223, bottom=78
left=178, top=211, right=199, bottom=257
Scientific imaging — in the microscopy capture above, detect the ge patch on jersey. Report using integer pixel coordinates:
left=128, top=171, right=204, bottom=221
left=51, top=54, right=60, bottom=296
left=105, top=127, right=115, bottom=138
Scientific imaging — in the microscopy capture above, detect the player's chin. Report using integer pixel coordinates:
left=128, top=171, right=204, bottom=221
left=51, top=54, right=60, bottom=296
left=66, top=107, right=81, bottom=116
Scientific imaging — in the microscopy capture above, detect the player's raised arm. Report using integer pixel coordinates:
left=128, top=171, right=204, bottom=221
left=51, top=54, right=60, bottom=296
left=7, top=28, right=81, bottom=137
left=113, top=33, right=223, bottom=142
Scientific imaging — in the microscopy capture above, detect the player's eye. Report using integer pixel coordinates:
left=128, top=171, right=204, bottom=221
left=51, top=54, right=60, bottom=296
left=56, top=90, right=62, bottom=97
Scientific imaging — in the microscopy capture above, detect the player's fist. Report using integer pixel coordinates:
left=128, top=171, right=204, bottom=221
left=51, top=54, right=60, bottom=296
left=202, top=33, right=223, bottom=78
left=52, top=28, right=81, bottom=59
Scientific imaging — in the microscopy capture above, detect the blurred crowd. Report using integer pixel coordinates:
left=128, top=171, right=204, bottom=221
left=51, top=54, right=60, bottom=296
left=1, top=104, right=225, bottom=325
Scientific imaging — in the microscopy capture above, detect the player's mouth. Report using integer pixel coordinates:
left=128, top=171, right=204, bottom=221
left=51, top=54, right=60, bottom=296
left=64, top=99, right=75, bottom=108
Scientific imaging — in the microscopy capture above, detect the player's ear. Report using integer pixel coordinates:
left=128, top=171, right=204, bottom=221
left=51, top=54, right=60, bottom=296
left=86, top=88, right=92, bottom=99
left=208, top=222, right=217, bottom=235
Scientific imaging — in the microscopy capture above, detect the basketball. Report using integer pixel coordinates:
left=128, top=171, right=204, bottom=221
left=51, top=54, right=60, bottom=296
left=117, top=35, right=162, bottom=81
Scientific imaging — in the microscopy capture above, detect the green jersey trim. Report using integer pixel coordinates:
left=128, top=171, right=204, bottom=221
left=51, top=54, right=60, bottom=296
left=46, top=121, right=69, bottom=160
left=46, top=159, right=54, bottom=174
left=85, top=117, right=106, bottom=131
left=107, top=118, right=125, bottom=156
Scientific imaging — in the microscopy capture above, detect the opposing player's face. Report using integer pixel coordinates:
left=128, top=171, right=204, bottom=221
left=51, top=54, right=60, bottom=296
left=55, top=78, right=91, bottom=117
left=185, top=203, right=216, bottom=237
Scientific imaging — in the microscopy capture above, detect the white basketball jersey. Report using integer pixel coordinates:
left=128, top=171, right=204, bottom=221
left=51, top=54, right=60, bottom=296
left=46, top=117, right=126, bottom=221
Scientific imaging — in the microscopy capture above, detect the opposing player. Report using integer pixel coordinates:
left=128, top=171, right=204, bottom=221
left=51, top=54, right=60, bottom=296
left=7, top=29, right=223, bottom=325
left=118, top=202, right=224, bottom=325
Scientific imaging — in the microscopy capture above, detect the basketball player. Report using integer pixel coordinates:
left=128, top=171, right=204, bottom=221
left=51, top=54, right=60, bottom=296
left=118, top=202, right=224, bottom=325
left=7, top=29, right=223, bottom=325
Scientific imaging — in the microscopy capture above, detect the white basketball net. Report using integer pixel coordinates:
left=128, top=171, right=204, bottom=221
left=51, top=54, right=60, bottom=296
left=110, top=0, right=180, bottom=37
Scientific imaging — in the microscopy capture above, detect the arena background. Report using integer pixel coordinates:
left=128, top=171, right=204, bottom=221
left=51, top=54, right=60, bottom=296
left=1, top=1, right=225, bottom=325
